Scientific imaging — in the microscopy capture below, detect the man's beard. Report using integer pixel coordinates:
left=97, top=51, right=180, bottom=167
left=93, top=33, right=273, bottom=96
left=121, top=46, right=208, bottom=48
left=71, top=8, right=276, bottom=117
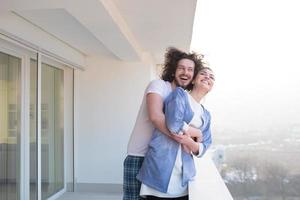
left=174, top=78, right=188, bottom=89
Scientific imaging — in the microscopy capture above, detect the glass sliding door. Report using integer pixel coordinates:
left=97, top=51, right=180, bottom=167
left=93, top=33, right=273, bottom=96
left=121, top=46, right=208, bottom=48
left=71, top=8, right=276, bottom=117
left=41, top=62, right=64, bottom=199
left=1, top=38, right=72, bottom=200
left=0, top=51, right=21, bottom=200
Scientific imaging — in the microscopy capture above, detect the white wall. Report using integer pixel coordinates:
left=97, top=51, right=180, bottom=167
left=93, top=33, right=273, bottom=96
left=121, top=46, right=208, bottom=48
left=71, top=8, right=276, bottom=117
left=75, top=55, right=155, bottom=184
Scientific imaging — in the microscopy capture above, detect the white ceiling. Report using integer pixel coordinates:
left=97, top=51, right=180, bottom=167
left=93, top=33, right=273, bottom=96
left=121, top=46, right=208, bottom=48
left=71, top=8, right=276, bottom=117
left=114, top=0, right=197, bottom=62
left=0, top=0, right=197, bottom=63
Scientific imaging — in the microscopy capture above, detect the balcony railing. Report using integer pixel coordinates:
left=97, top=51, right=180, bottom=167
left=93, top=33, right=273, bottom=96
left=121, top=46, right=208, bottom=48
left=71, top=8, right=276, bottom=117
left=189, top=150, right=233, bottom=200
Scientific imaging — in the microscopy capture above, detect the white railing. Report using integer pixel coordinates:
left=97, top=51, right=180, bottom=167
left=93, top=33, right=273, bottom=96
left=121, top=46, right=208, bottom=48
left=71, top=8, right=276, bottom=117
left=189, top=150, right=233, bottom=200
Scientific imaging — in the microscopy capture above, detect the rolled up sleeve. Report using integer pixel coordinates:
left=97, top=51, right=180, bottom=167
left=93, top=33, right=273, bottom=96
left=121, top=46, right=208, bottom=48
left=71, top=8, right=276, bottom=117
left=196, top=116, right=212, bottom=158
left=164, top=88, right=187, bottom=134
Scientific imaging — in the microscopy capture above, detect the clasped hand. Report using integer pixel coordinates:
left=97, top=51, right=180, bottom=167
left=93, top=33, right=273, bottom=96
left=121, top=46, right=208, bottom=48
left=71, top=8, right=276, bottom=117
left=171, top=127, right=202, bottom=154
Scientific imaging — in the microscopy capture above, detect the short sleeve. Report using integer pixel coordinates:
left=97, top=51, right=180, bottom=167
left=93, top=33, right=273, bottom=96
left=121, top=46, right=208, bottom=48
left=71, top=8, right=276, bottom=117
left=145, top=79, right=168, bottom=98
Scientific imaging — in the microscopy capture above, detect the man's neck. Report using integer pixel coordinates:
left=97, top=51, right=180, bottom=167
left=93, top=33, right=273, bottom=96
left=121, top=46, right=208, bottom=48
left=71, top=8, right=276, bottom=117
left=171, top=81, right=177, bottom=90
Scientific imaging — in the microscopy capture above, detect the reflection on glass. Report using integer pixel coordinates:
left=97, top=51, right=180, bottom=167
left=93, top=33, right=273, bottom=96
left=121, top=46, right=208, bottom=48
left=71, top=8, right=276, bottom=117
left=0, top=51, right=21, bottom=200
left=30, top=59, right=37, bottom=200
left=41, top=63, right=64, bottom=199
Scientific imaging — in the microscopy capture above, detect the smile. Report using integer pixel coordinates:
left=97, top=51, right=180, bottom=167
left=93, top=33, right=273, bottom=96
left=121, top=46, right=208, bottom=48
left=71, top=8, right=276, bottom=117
left=179, top=76, right=189, bottom=81
left=201, top=80, right=209, bottom=85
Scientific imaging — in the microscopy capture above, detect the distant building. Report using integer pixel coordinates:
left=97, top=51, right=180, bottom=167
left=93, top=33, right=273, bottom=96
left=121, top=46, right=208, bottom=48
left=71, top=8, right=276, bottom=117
left=210, top=145, right=225, bottom=171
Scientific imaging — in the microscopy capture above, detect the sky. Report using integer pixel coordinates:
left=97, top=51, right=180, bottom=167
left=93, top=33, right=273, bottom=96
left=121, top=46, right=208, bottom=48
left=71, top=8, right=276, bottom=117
left=191, top=0, right=300, bottom=136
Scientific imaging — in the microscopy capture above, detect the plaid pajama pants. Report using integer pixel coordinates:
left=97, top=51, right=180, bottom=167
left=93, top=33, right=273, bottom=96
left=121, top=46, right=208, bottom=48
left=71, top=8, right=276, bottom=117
left=123, top=155, right=144, bottom=200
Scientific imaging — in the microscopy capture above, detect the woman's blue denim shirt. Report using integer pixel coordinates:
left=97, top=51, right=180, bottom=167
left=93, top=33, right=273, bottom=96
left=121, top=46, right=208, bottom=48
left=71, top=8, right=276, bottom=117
left=137, top=87, right=212, bottom=193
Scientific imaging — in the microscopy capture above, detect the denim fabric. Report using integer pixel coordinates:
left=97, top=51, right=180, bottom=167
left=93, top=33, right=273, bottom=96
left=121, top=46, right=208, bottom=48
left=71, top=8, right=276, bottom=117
left=137, top=87, right=212, bottom=193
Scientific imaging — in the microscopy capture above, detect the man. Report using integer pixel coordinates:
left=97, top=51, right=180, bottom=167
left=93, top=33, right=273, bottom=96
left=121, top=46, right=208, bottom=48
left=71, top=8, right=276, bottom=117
left=123, top=47, right=205, bottom=200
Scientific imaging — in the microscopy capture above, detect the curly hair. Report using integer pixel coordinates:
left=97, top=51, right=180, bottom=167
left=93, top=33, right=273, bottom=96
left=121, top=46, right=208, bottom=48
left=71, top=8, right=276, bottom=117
left=161, top=47, right=205, bottom=90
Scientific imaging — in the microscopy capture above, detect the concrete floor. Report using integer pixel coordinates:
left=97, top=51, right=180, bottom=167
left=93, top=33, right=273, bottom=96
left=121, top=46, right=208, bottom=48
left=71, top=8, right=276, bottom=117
left=56, top=192, right=122, bottom=200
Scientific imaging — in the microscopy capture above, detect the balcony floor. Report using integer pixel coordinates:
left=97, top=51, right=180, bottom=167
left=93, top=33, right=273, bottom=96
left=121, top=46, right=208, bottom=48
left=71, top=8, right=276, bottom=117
left=56, top=192, right=121, bottom=200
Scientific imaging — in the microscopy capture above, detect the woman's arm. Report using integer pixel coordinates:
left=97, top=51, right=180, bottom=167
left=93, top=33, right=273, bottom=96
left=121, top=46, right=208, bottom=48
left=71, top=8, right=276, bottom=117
left=195, top=115, right=212, bottom=157
left=174, top=134, right=200, bottom=154
left=178, top=120, right=212, bottom=156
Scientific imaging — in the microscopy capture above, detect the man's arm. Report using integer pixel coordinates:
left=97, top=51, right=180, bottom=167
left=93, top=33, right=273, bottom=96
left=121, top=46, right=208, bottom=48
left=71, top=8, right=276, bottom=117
left=175, top=134, right=200, bottom=154
left=146, top=93, right=172, bottom=136
left=147, top=90, right=203, bottom=147
left=147, top=91, right=203, bottom=152
left=183, top=125, right=203, bottom=142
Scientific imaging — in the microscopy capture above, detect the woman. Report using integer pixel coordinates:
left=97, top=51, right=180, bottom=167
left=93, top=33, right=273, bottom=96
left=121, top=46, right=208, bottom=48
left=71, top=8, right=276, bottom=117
left=137, top=67, right=215, bottom=199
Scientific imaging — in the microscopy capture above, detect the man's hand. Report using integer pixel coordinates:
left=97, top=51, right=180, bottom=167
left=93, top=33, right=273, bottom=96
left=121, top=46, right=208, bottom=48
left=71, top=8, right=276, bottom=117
left=171, top=134, right=199, bottom=154
left=170, top=134, right=185, bottom=143
left=182, top=144, right=192, bottom=154
left=185, top=126, right=203, bottom=142
left=171, top=134, right=191, bottom=153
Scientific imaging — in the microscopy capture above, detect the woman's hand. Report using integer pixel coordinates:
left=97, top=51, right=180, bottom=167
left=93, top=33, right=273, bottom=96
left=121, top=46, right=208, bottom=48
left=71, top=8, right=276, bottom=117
left=171, top=134, right=199, bottom=154
left=185, top=126, right=203, bottom=142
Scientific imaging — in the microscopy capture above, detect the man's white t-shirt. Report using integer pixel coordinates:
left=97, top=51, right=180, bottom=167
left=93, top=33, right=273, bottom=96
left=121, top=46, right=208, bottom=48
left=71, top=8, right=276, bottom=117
left=127, top=79, right=173, bottom=156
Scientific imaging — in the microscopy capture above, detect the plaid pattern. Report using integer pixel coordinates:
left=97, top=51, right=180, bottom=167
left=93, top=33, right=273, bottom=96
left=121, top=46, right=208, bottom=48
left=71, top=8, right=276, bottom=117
left=145, top=196, right=188, bottom=200
left=123, top=155, right=144, bottom=200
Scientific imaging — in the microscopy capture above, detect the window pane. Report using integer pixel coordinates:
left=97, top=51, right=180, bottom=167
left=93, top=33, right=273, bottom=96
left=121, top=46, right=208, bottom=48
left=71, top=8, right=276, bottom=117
left=0, top=51, right=21, bottom=200
left=41, top=62, right=64, bottom=199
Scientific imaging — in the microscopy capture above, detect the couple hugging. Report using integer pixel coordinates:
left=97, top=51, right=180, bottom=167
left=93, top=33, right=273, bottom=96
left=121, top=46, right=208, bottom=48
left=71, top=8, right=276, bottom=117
left=124, top=47, right=215, bottom=200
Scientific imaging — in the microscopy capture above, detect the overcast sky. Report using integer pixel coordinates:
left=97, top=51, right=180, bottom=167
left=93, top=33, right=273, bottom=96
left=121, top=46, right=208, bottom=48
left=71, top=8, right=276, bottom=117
left=191, top=0, right=300, bottom=136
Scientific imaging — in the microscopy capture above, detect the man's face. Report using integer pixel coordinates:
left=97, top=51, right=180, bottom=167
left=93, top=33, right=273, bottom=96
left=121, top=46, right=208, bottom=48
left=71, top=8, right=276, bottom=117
left=173, top=58, right=195, bottom=88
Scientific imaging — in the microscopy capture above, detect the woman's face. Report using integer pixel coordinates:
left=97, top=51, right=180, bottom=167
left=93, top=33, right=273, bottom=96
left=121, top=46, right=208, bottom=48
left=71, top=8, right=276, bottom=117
left=193, top=68, right=215, bottom=92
